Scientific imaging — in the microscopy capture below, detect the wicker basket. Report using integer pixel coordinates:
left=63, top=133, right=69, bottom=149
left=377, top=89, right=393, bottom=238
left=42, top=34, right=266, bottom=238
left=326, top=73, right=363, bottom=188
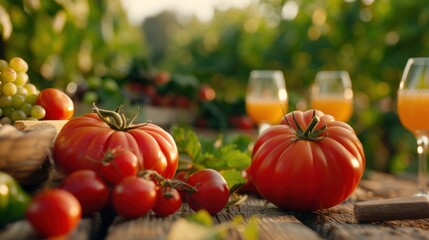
left=0, top=124, right=57, bottom=185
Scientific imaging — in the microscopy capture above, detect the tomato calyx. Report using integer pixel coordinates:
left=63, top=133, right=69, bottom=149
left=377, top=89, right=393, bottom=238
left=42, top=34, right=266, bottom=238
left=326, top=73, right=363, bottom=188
left=286, top=110, right=328, bottom=142
left=92, top=103, right=151, bottom=131
left=141, top=170, right=197, bottom=194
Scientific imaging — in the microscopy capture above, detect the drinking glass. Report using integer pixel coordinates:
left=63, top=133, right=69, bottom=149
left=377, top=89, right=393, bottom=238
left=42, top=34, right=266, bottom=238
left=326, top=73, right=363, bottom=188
left=310, top=71, right=353, bottom=122
left=397, top=57, right=429, bottom=196
left=245, top=70, right=288, bottom=134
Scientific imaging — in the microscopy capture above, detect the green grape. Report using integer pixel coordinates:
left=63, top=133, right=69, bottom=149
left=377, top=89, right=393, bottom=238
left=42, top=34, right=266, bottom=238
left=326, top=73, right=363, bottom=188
left=2, top=107, right=15, bottom=117
left=11, top=94, right=26, bottom=108
left=0, top=60, right=8, bottom=72
left=25, top=94, right=38, bottom=104
left=82, top=91, right=98, bottom=104
left=87, top=76, right=103, bottom=89
left=31, top=105, right=46, bottom=120
left=0, top=95, right=12, bottom=107
left=3, top=82, right=17, bottom=96
left=21, top=102, right=32, bottom=115
left=14, top=72, right=29, bottom=86
left=103, top=78, right=119, bottom=92
left=23, top=83, right=38, bottom=95
left=16, top=86, right=28, bottom=96
left=9, top=57, right=28, bottom=73
left=1, top=68, right=17, bottom=82
left=0, top=117, right=12, bottom=125
left=11, top=109, right=27, bottom=122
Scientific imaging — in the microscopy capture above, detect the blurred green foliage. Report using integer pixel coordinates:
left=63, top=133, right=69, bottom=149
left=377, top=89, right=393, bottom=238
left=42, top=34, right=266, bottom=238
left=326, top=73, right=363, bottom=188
left=149, top=0, right=429, bottom=174
left=0, top=0, right=144, bottom=90
left=1, top=0, right=429, bottom=174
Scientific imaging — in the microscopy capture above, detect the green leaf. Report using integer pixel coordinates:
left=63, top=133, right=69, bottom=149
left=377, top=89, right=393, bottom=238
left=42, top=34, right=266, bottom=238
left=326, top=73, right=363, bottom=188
left=219, top=169, right=246, bottom=189
left=218, top=145, right=250, bottom=169
left=242, top=216, right=259, bottom=240
left=166, top=218, right=221, bottom=240
left=172, top=126, right=251, bottom=188
left=185, top=210, right=213, bottom=226
left=172, top=126, right=202, bottom=162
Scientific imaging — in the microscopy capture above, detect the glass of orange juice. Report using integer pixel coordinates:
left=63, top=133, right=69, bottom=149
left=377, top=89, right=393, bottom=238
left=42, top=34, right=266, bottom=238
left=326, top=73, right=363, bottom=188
left=397, top=57, right=429, bottom=195
left=245, top=70, right=288, bottom=134
left=310, top=71, right=353, bottom=122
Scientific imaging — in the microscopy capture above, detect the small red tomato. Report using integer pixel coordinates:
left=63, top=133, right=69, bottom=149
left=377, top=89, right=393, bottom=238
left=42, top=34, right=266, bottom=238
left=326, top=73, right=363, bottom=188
left=186, top=169, right=229, bottom=215
left=229, top=115, right=255, bottom=129
left=100, top=149, right=139, bottom=185
left=26, top=189, right=81, bottom=238
left=152, top=187, right=182, bottom=217
left=237, top=167, right=261, bottom=197
left=154, top=71, right=171, bottom=85
left=60, top=170, right=110, bottom=216
left=174, top=170, right=190, bottom=202
left=36, top=88, right=74, bottom=120
left=198, top=84, right=216, bottom=102
left=112, top=176, right=157, bottom=219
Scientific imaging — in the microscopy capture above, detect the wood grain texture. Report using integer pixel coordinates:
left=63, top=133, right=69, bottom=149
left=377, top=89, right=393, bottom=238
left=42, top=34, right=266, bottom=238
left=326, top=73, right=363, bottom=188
left=2, top=171, right=429, bottom=239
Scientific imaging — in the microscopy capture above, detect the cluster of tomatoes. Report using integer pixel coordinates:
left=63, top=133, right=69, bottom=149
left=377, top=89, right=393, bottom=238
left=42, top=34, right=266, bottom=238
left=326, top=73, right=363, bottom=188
left=26, top=150, right=230, bottom=238
left=23, top=102, right=232, bottom=238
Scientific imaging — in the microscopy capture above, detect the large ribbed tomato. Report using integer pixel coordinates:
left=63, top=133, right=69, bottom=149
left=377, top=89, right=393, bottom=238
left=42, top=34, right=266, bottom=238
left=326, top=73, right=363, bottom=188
left=53, top=105, right=178, bottom=178
left=250, top=110, right=365, bottom=211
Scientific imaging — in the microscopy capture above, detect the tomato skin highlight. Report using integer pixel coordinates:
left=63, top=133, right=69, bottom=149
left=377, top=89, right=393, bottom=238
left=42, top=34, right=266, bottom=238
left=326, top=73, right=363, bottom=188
left=53, top=112, right=178, bottom=178
left=250, top=110, right=365, bottom=211
left=36, top=88, right=74, bottom=120
left=26, top=189, right=81, bottom=238
left=186, top=169, right=229, bottom=215
left=60, top=170, right=110, bottom=216
left=112, top=176, right=157, bottom=219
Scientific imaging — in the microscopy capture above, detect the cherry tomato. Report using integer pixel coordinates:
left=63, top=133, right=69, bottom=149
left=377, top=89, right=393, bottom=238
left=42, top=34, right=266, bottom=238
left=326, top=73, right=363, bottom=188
left=36, top=88, right=74, bottom=120
left=154, top=71, right=171, bottom=85
left=198, top=84, right=216, bottom=101
left=100, top=148, right=139, bottom=185
left=60, top=170, right=110, bottom=216
left=173, top=170, right=189, bottom=202
left=112, top=176, right=157, bottom=219
left=186, top=169, right=229, bottom=215
left=237, top=167, right=261, bottom=197
left=26, top=189, right=81, bottom=238
left=152, top=187, right=182, bottom=217
left=229, top=115, right=255, bottom=129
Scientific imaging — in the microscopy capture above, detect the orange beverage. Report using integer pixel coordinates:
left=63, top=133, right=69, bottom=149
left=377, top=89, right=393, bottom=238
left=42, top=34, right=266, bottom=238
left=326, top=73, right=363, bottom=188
left=311, top=95, right=353, bottom=122
left=245, top=98, right=288, bottom=125
left=397, top=89, right=429, bottom=132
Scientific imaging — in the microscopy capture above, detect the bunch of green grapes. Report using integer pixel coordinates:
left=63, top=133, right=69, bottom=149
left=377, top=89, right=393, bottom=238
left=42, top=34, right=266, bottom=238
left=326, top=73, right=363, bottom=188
left=0, top=57, right=46, bottom=124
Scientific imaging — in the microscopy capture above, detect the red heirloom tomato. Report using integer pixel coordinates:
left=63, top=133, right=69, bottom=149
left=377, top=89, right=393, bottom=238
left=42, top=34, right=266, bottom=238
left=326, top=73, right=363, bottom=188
left=250, top=110, right=365, bottom=211
left=53, top=105, right=179, bottom=178
left=36, top=88, right=74, bottom=120
left=26, top=189, right=81, bottom=238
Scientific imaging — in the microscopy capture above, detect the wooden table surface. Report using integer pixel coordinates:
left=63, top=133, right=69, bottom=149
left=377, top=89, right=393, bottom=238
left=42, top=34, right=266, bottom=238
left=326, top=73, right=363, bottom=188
left=1, top=170, right=429, bottom=240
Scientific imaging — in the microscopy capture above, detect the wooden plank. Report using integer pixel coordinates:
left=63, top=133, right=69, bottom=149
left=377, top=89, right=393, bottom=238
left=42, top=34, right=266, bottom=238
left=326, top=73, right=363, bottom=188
left=0, top=219, right=92, bottom=240
left=359, top=171, right=418, bottom=198
left=106, top=198, right=322, bottom=240
left=293, top=171, right=429, bottom=240
left=14, top=120, right=68, bottom=134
